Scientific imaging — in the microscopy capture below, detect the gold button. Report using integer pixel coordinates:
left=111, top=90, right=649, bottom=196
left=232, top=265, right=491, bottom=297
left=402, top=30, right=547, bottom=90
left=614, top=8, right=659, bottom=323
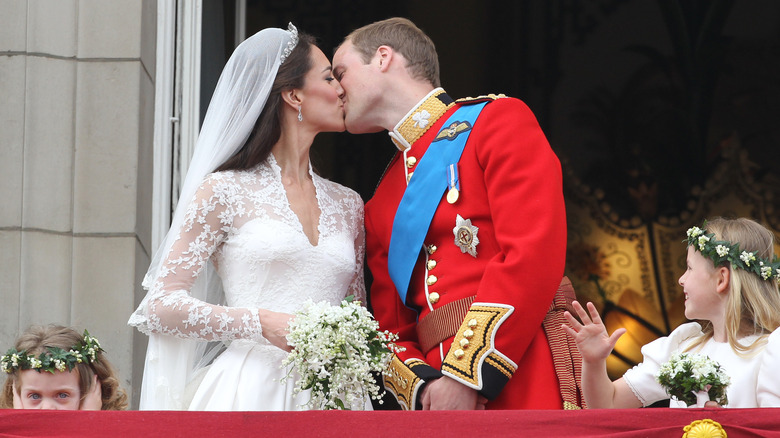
left=459, top=338, right=469, bottom=348
left=426, top=275, right=438, bottom=286
left=428, top=292, right=440, bottom=304
left=427, top=245, right=437, bottom=255
left=406, top=156, right=417, bottom=168
left=406, top=172, right=413, bottom=182
left=426, top=260, right=437, bottom=270
left=454, top=349, right=465, bottom=359
left=463, top=329, right=474, bottom=339
left=468, top=319, right=478, bottom=328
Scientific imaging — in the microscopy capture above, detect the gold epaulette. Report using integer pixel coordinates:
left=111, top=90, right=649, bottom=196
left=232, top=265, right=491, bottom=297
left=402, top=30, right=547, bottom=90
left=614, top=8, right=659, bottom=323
left=455, top=93, right=507, bottom=104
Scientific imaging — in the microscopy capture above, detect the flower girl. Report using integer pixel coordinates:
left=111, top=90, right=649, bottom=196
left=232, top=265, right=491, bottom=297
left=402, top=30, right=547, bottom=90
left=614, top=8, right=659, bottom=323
left=1, top=325, right=127, bottom=410
left=563, top=217, right=780, bottom=408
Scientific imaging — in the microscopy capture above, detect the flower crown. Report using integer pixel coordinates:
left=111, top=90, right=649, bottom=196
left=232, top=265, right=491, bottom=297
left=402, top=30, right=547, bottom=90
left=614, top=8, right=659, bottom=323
left=1, top=330, right=103, bottom=374
left=686, top=226, right=780, bottom=282
left=280, top=22, right=299, bottom=65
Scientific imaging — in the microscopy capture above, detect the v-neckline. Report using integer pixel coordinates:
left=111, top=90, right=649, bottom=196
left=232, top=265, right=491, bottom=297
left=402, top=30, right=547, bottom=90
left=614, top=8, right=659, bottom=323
left=269, top=154, right=323, bottom=247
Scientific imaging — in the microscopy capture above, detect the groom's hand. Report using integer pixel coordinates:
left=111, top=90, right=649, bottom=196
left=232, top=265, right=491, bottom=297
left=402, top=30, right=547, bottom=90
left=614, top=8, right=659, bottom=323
left=421, top=376, right=484, bottom=410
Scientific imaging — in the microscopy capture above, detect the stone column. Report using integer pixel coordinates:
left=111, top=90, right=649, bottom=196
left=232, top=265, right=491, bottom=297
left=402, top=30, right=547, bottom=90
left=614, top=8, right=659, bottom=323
left=0, top=0, right=156, bottom=408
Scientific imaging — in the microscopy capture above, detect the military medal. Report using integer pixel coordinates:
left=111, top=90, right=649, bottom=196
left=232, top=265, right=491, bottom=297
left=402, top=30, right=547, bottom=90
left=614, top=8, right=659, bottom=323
left=453, top=214, right=479, bottom=257
left=446, top=163, right=460, bottom=204
left=447, top=188, right=459, bottom=204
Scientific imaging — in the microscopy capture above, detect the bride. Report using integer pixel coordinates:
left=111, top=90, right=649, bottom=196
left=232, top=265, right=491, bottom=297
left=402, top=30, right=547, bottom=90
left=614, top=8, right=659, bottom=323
left=128, top=24, right=366, bottom=410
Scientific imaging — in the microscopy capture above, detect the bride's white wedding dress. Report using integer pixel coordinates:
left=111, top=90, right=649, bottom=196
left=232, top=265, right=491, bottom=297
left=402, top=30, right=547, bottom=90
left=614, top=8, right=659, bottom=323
left=129, top=154, right=366, bottom=410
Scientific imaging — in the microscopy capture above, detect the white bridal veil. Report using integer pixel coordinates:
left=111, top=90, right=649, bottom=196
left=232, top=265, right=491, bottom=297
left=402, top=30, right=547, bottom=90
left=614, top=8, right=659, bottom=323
left=129, top=24, right=299, bottom=409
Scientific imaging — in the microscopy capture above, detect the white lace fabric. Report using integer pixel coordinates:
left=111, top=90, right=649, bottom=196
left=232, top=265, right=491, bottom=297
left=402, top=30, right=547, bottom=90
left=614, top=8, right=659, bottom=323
left=127, top=24, right=367, bottom=410
left=129, top=155, right=366, bottom=345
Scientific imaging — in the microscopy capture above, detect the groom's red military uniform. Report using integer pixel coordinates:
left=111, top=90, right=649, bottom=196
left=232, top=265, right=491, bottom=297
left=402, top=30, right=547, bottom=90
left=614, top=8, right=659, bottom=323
left=366, top=89, right=568, bottom=409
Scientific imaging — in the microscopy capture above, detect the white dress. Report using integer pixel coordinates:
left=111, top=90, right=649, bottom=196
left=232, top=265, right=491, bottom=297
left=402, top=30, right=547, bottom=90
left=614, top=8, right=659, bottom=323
left=623, top=322, right=780, bottom=407
left=129, top=155, right=366, bottom=410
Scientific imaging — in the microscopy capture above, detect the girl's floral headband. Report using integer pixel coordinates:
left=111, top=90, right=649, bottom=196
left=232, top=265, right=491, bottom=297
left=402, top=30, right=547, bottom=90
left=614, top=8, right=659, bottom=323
left=686, top=226, right=780, bottom=282
left=1, top=330, right=103, bottom=374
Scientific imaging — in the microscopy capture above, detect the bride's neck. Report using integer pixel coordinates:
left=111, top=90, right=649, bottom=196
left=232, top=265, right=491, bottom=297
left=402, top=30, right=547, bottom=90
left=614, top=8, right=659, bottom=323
left=272, top=134, right=312, bottom=185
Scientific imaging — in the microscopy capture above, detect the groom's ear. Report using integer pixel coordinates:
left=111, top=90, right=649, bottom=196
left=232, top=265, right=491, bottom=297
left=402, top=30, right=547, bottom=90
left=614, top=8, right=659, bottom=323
left=375, top=45, right=393, bottom=72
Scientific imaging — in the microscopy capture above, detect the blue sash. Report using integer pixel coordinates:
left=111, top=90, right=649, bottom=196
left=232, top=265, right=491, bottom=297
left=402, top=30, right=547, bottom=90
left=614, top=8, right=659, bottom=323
left=387, top=102, right=488, bottom=307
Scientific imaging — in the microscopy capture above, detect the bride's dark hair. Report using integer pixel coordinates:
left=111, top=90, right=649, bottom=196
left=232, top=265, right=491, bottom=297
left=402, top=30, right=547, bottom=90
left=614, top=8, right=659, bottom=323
left=216, top=32, right=316, bottom=172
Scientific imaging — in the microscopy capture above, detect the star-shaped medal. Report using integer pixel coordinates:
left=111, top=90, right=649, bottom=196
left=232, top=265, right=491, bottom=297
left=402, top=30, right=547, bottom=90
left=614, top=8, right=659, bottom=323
left=453, top=214, right=479, bottom=257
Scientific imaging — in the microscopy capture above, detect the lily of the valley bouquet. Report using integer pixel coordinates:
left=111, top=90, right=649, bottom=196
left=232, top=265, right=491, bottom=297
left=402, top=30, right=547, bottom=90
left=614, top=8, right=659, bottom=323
left=281, top=296, right=401, bottom=410
left=656, top=352, right=730, bottom=407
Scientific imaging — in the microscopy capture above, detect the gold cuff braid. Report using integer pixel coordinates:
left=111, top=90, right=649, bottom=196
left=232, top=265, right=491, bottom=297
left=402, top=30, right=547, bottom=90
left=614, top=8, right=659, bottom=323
left=441, top=303, right=516, bottom=390
left=383, top=356, right=425, bottom=410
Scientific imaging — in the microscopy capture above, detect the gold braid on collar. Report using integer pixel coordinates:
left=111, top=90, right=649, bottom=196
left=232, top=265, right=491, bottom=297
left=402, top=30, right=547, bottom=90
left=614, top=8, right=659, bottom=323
left=389, top=88, right=454, bottom=151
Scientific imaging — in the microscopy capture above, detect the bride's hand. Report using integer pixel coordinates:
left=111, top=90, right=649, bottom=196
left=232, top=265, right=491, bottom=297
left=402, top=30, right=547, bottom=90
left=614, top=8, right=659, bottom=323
left=562, top=301, right=626, bottom=363
left=259, top=309, right=294, bottom=352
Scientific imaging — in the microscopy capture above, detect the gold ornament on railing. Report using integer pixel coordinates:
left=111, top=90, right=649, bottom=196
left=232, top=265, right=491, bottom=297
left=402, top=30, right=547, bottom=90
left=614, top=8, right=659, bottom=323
left=682, top=419, right=727, bottom=438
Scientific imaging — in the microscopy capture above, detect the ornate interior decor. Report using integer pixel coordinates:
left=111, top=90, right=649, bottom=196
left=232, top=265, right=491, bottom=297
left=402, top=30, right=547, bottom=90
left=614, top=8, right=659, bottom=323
left=563, top=141, right=780, bottom=378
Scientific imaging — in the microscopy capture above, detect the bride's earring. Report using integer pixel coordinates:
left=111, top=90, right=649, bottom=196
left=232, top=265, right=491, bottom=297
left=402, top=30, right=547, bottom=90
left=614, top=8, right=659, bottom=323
left=297, top=105, right=303, bottom=122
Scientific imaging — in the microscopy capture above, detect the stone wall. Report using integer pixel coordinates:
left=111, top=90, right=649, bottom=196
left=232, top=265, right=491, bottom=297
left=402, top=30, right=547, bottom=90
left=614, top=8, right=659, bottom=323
left=0, top=0, right=157, bottom=407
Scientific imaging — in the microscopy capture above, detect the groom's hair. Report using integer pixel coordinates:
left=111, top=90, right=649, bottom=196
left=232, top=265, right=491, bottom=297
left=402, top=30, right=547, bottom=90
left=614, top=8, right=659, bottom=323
left=345, top=17, right=440, bottom=88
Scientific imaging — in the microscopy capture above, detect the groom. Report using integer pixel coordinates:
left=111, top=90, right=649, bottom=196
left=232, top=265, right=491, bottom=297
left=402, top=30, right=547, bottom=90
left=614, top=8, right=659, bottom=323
left=333, top=18, right=570, bottom=410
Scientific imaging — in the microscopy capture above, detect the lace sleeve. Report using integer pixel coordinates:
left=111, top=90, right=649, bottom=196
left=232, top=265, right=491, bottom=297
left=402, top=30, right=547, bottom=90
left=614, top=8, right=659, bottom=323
left=347, top=193, right=367, bottom=304
left=141, top=173, right=264, bottom=342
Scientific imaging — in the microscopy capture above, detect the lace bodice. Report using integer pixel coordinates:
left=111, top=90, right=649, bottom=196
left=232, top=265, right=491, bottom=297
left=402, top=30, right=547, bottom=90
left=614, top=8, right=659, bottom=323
left=129, top=155, right=365, bottom=344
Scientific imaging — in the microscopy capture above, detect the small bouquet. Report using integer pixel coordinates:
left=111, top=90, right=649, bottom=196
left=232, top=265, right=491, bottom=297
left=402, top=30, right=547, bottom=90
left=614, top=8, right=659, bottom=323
left=656, top=352, right=730, bottom=407
left=281, top=296, right=401, bottom=410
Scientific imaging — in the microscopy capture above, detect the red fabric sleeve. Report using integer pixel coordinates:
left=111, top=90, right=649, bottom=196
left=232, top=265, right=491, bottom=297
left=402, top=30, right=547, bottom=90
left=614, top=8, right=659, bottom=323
left=439, top=98, right=566, bottom=397
left=472, top=97, right=566, bottom=359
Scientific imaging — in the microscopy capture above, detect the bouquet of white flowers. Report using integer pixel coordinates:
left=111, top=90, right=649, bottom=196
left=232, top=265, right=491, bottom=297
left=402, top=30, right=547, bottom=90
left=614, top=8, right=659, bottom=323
left=281, top=296, right=401, bottom=410
left=656, top=352, right=730, bottom=407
